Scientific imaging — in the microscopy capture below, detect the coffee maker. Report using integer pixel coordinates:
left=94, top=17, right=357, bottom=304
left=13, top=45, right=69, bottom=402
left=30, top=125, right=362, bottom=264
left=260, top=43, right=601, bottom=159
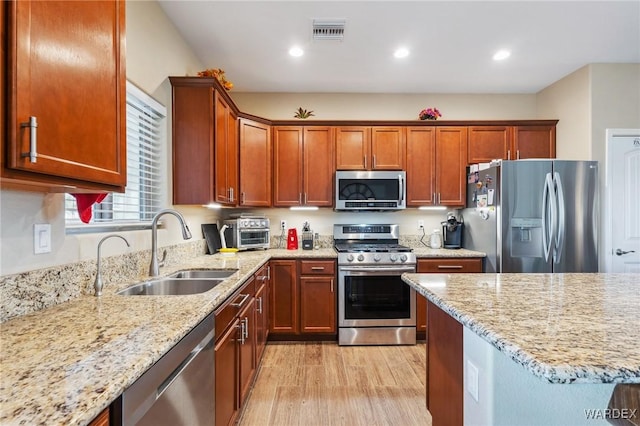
left=442, top=212, right=464, bottom=249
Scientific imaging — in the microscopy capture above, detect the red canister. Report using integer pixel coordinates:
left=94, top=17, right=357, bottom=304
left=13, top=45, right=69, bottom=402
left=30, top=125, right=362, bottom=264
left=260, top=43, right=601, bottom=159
left=287, top=228, right=298, bottom=250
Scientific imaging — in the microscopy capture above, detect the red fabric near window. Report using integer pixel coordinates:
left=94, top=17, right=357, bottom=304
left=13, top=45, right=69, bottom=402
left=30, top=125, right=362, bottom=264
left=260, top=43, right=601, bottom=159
left=71, top=193, right=108, bottom=223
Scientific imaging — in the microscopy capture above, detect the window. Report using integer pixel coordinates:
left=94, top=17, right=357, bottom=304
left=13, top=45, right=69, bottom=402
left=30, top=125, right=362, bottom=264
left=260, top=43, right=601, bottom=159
left=65, top=81, right=166, bottom=230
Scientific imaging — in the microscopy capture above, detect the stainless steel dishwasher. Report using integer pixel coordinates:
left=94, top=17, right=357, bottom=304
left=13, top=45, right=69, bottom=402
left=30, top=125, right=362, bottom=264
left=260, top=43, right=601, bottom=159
left=113, top=312, right=215, bottom=426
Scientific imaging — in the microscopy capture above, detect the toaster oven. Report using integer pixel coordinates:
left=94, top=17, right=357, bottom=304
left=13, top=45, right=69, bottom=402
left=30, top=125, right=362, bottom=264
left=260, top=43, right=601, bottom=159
left=223, top=216, right=270, bottom=250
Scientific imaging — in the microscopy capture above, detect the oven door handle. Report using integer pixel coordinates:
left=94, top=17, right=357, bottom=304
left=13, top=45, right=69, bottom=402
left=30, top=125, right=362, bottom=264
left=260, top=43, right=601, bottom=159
left=339, top=266, right=416, bottom=273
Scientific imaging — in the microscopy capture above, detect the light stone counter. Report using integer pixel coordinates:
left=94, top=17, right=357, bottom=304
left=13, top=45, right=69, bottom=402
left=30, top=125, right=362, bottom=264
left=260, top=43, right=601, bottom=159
left=402, top=272, right=640, bottom=384
left=0, top=246, right=484, bottom=426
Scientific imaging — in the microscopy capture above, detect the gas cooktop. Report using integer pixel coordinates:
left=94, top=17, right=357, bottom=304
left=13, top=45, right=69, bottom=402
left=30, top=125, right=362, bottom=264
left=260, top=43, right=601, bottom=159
left=334, top=242, right=413, bottom=253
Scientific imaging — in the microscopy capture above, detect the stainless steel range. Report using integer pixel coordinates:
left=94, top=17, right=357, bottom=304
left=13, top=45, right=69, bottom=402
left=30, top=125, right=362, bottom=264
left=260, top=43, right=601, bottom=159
left=334, top=224, right=416, bottom=345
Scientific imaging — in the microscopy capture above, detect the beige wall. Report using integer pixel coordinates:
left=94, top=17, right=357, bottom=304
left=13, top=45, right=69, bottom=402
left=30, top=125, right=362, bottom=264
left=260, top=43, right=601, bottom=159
left=0, top=0, right=215, bottom=276
left=536, top=65, right=591, bottom=160
left=231, top=92, right=537, bottom=121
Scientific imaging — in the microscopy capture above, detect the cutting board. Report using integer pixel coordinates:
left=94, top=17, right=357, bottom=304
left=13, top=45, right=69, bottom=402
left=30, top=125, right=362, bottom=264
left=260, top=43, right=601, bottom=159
left=201, top=223, right=222, bottom=254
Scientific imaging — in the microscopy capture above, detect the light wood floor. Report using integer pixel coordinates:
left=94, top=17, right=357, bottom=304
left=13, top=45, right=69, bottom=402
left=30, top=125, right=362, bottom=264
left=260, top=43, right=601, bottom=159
left=238, top=342, right=432, bottom=426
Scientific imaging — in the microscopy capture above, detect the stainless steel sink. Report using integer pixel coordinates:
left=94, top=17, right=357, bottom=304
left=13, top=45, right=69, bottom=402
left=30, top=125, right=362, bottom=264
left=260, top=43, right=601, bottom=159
left=167, top=269, right=238, bottom=279
left=118, top=278, right=224, bottom=296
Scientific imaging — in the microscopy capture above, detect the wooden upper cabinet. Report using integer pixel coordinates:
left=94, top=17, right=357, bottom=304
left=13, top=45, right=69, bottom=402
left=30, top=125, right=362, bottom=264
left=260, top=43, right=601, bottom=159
left=4, top=0, right=126, bottom=191
left=273, top=126, right=334, bottom=207
left=468, top=126, right=511, bottom=164
left=215, top=92, right=238, bottom=205
left=335, top=127, right=369, bottom=170
left=273, top=127, right=304, bottom=206
left=406, top=127, right=436, bottom=206
left=335, top=127, right=405, bottom=170
left=468, top=124, right=556, bottom=164
left=239, top=118, right=272, bottom=207
left=513, top=125, right=556, bottom=159
left=171, top=83, right=215, bottom=205
left=435, top=127, right=468, bottom=207
left=302, top=127, right=334, bottom=206
left=370, top=127, right=405, bottom=170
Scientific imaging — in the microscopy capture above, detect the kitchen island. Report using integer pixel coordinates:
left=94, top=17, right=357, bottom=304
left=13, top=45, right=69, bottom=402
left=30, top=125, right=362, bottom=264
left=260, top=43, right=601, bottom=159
left=402, top=272, right=640, bottom=426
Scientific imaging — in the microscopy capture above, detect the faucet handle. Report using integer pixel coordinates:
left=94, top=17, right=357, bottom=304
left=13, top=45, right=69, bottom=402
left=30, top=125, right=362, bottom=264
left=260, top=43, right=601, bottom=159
left=159, top=249, right=168, bottom=268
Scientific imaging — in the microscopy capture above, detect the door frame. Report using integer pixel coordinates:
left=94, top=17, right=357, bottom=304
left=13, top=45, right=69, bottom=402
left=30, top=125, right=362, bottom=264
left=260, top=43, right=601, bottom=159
left=604, top=128, right=640, bottom=272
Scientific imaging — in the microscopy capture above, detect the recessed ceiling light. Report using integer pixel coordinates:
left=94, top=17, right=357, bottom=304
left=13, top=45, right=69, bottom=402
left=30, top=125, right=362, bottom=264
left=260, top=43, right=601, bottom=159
left=289, top=46, right=304, bottom=57
left=493, top=49, right=511, bottom=61
left=394, top=47, right=410, bottom=59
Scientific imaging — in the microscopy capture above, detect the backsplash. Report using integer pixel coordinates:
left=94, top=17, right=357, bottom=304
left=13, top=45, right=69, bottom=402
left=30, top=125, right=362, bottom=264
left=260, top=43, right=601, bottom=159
left=1, top=233, right=430, bottom=323
left=0, top=240, right=207, bottom=323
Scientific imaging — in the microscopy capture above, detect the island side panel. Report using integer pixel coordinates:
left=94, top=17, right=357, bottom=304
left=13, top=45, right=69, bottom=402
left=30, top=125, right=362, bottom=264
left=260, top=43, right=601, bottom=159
left=427, top=300, right=463, bottom=426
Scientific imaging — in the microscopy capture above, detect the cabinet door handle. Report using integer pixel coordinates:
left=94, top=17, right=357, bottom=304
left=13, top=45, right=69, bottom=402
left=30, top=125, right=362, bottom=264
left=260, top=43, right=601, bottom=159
left=330, top=278, right=334, bottom=293
left=299, top=193, right=302, bottom=204
left=242, top=317, right=249, bottom=340
left=241, top=192, right=246, bottom=204
left=311, top=266, right=325, bottom=271
left=437, top=265, right=463, bottom=269
left=432, top=193, right=436, bottom=204
left=257, top=296, right=263, bottom=314
left=267, top=266, right=271, bottom=280
left=516, top=150, right=521, bottom=160
left=237, top=322, right=245, bottom=344
left=231, top=293, right=250, bottom=308
left=438, top=193, right=441, bottom=204
left=507, top=150, right=511, bottom=160
left=304, top=193, right=307, bottom=205
left=20, top=116, right=38, bottom=163
left=373, top=155, right=376, bottom=168
left=364, top=155, right=367, bottom=168
left=229, top=187, right=234, bottom=202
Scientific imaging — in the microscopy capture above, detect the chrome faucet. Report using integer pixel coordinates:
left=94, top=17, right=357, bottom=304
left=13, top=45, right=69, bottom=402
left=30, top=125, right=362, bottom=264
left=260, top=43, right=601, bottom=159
left=94, top=234, right=130, bottom=296
left=149, top=209, right=192, bottom=277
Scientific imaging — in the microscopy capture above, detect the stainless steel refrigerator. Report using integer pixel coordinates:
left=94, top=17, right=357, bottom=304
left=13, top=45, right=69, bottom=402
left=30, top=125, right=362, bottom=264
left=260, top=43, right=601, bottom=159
left=462, top=160, right=599, bottom=273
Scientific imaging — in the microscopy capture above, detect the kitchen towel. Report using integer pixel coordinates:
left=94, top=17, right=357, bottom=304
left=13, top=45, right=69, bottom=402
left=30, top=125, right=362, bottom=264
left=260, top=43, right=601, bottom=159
left=71, top=193, right=108, bottom=223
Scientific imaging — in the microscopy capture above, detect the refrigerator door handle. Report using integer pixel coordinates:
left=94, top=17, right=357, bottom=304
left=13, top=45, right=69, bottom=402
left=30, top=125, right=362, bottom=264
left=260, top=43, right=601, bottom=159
left=541, top=172, right=554, bottom=262
left=553, top=172, right=565, bottom=264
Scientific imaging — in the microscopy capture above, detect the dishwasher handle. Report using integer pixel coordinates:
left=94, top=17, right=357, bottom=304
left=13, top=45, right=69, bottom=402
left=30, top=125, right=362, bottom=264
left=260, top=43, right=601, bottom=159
left=156, top=329, right=214, bottom=399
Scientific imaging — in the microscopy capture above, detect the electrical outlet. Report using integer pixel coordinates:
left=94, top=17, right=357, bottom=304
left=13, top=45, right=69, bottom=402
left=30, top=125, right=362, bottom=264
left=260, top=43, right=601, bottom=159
left=467, top=360, right=479, bottom=402
left=280, top=220, right=287, bottom=230
left=418, top=220, right=424, bottom=229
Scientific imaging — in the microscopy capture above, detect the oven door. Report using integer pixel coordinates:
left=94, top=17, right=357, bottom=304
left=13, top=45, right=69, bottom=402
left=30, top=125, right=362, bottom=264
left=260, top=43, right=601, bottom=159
left=338, top=265, right=416, bottom=327
left=237, top=228, right=270, bottom=249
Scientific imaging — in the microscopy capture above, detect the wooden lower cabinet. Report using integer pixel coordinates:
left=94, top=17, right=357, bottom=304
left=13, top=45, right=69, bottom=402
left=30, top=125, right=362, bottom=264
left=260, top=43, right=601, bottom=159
left=214, top=276, right=258, bottom=426
left=299, top=260, right=336, bottom=334
left=255, top=264, right=270, bottom=362
left=427, top=300, right=463, bottom=426
left=416, top=258, right=483, bottom=335
left=88, top=408, right=109, bottom=426
left=269, top=259, right=336, bottom=337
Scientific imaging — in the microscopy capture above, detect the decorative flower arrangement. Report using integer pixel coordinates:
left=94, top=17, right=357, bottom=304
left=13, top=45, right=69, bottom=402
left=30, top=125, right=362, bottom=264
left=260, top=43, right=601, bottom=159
left=294, top=107, right=315, bottom=119
left=419, top=107, right=442, bottom=120
left=197, top=68, right=233, bottom=91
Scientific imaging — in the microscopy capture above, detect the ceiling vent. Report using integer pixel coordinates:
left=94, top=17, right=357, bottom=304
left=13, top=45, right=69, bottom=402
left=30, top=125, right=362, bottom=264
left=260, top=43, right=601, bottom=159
left=312, top=20, right=345, bottom=41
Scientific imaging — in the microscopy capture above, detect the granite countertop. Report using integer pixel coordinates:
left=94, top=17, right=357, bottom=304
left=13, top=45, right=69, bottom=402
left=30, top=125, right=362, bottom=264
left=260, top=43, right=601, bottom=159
left=0, top=246, right=484, bottom=426
left=403, top=272, right=640, bottom=384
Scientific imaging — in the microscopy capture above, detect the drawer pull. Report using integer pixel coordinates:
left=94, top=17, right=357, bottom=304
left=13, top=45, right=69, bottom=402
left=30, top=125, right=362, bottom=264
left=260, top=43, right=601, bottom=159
left=437, top=265, right=463, bottom=269
left=311, top=266, right=325, bottom=271
left=231, top=293, right=250, bottom=307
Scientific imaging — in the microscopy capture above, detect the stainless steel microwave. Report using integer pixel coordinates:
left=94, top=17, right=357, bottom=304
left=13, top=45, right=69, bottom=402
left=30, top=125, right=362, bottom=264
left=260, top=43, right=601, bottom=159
left=335, top=171, right=406, bottom=211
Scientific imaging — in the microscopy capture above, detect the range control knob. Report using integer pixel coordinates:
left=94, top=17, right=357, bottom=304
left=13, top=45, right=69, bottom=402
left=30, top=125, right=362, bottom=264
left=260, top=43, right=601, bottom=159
left=373, top=254, right=381, bottom=262
left=400, top=254, right=408, bottom=263
left=389, top=254, right=398, bottom=262
left=346, top=254, right=355, bottom=262
left=357, top=254, right=365, bottom=262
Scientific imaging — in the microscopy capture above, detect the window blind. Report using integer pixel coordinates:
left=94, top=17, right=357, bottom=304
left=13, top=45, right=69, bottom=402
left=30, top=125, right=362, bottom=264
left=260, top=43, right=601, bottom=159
left=65, top=81, right=166, bottom=227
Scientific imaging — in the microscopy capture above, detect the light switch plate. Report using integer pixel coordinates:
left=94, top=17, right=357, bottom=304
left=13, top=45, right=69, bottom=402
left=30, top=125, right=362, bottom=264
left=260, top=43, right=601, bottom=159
left=34, top=224, right=52, bottom=254
left=467, top=360, right=479, bottom=402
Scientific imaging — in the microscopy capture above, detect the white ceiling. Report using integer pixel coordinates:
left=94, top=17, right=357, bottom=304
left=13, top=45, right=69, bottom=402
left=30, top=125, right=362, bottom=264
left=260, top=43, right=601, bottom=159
left=158, top=1, right=640, bottom=94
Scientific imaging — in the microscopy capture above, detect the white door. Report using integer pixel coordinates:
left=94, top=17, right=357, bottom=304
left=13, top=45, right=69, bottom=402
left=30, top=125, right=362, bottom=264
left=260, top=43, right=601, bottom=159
left=605, top=129, right=640, bottom=272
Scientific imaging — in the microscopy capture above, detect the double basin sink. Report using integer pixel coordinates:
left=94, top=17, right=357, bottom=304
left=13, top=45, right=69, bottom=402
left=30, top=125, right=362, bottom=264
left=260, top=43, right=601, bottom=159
left=118, top=269, right=238, bottom=296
